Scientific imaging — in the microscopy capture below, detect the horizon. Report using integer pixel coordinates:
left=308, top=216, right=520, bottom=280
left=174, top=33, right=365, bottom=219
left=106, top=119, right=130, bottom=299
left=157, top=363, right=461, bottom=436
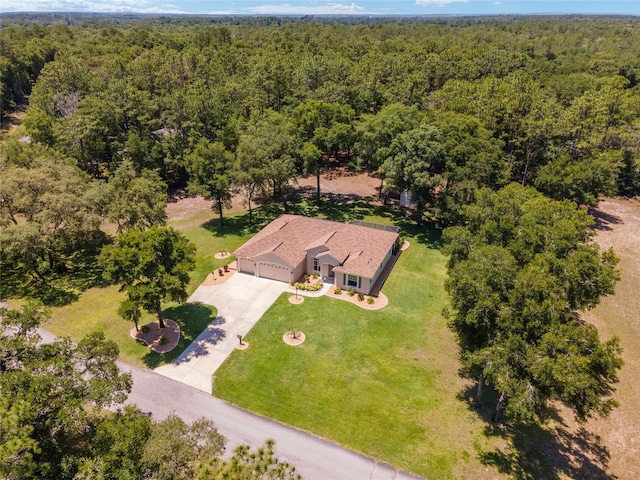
left=1, top=1, right=638, bottom=17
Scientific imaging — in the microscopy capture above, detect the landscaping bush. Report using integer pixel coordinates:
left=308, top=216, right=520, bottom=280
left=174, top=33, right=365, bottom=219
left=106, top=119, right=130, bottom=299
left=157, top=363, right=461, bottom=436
left=367, top=297, right=375, bottom=305
left=159, top=335, right=169, bottom=345
left=334, top=287, right=342, bottom=295
left=348, top=287, right=356, bottom=296
left=140, top=325, right=150, bottom=334
left=293, top=281, right=323, bottom=292
left=357, top=293, right=364, bottom=302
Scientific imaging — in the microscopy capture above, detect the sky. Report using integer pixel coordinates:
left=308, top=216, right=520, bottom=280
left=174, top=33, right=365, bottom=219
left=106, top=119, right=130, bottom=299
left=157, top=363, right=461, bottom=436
left=1, top=0, right=638, bottom=16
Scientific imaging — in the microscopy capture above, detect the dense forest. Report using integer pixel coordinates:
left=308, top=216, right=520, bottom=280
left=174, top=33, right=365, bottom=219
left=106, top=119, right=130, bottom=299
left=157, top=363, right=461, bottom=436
left=1, top=14, right=639, bottom=478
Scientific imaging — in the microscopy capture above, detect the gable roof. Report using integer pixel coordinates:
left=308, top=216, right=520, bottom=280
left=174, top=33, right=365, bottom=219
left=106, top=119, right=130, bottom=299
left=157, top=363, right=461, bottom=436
left=234, top=215, right=399, bottom=278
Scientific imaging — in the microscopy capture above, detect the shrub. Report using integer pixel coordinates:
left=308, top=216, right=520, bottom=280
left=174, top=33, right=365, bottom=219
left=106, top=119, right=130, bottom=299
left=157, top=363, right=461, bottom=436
left=311, top=272, right=319, bottom=279
left=159, top=335, right=169, bottom=345
left=367, top=297, right=375, bottom=305
left=348, top=288, right=356, bottom=296
left=140, top=325, right=150, bottom=334
left=303, top=274, right=310, bottom=283
left=357, top=293, right=364, bottom=302
left=293, top=281, right=323, bottom=292
left=334, top=287, right=342, bottom=295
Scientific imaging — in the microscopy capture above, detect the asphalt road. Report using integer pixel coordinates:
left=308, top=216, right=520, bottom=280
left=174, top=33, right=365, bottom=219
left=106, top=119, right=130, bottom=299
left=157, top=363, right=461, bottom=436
left=120, top=362, right=424, bottom=480
left=34, top=326, right=423, bottom=479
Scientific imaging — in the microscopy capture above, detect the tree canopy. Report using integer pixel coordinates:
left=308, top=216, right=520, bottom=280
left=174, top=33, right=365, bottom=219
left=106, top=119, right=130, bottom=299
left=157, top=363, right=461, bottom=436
left=98, top=226, right=196, bottom=328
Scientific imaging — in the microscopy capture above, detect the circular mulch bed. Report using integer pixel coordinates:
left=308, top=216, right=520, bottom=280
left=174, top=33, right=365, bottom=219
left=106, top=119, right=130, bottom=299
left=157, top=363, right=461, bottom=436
left=283, top=331, right=305, bottom=346
left=401, top=240, right=410, bottom=251
left=288, top=295, right=304, bottom=304
left=130, top=319, right=180, bottom=353
left=235, top=341, right=250, bottom=350
left=214, top=251, right=231, bottom=259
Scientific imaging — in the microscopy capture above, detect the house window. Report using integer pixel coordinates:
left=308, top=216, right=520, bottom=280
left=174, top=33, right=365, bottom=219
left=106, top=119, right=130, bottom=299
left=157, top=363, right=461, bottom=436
left=347, top=274, right=358, bottom=287
left=313, top=258, right=320, bottom=272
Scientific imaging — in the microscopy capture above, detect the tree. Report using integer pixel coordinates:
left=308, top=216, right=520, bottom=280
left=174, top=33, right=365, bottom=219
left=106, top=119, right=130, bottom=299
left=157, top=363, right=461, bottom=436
left=104, top=160, right=168, bottom=233
left=0, top=303, right=132, bottom=480
left=0, top=156, right=105, bottom=292
left=381, top=124, right=445, bottom=222
left=141, top=414, right=225, bottom=480
left=443, top=184, right=622, bottom=423
left=196, top=440, right=301, bottom=480
left=290, top=100, right=354, bottom=204
left=99, top=226, right=196, bottom=328
left=185, top=138, right=234, bottom=226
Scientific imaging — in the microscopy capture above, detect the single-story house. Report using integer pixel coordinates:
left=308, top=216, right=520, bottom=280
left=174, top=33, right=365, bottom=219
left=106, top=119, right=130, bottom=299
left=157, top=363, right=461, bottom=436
left=234, top=215, right=400, bottom=295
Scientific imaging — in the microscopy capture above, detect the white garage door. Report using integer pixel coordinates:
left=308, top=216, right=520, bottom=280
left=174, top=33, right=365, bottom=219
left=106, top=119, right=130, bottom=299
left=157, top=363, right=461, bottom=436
left=258, top=262, right=291, bottom=283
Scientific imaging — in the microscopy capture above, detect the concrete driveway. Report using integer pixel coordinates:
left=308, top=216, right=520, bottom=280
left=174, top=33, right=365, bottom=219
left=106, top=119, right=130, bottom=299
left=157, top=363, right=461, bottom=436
left=154, top=273, right=288, bottom=392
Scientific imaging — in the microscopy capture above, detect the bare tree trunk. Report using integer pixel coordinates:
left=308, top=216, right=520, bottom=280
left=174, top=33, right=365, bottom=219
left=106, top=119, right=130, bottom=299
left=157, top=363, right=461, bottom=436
left=316, top=164, right=321, bottom=205
left=475, top=376, right=484, bottom=407
left=492, top=392, right=506, bottom=423
left=379, top=176, right=384, bottom=201
left=216, top=193, right=224, bottom=227
left=157, top=299, right=165, bottom=329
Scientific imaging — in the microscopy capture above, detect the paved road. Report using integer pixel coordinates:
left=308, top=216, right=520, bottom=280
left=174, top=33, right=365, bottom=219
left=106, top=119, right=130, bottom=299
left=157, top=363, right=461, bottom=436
left=35, top=326, right=423, bottom=479
left=122, top=362, right=424, bottom=480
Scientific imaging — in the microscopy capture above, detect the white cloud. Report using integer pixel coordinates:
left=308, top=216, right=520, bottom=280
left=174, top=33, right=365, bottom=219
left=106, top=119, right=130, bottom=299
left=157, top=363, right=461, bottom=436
left=416, top=0, right=468, bottom=6
left=247, top=2, right=366, bottom=15
left=0, top=0, right=186, bottom=13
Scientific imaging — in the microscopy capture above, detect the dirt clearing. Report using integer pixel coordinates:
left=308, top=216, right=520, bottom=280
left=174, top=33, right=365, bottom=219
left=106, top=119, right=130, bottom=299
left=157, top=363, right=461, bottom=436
left=580, top=197, right=640, bottom=479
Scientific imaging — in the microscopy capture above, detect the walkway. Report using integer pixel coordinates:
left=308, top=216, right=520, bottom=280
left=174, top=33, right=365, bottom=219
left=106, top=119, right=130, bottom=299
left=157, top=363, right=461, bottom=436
left=154, top=273, right=288, bottom=392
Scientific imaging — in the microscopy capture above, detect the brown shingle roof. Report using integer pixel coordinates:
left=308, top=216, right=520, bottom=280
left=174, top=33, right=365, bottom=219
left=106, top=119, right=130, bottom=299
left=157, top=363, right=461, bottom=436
left=234, top=215, right=398, bottom=278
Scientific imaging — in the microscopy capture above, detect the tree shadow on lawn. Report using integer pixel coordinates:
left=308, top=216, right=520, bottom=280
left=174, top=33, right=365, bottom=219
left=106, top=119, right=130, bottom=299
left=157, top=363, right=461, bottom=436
left=142, top=302, right=218, bottom=369
left=458, top=385, right=614, bottom=479
left=201, top=192, right=442, bottom=245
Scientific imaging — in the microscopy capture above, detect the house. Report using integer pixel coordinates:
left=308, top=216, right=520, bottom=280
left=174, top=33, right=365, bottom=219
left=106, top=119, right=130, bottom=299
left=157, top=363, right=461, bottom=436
left=234, top=215, right=400, bottom=295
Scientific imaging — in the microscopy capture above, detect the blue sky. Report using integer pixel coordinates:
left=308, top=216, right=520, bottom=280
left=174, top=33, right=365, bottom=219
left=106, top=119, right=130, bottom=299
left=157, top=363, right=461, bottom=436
left=1, top=0, right=638, bottom=16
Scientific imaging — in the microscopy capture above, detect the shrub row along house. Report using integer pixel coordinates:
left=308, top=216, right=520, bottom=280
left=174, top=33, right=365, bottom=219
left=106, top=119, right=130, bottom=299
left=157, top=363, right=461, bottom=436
left=234, top=215, right=400, bottom=295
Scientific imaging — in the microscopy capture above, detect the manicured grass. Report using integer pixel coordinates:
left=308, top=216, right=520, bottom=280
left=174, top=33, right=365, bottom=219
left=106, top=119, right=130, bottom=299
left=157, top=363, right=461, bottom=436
left=213, top=230, right=491, bottom=479
left=43, top=215, right=253, bottom=367
left=45, top=286, right=217, bottom=368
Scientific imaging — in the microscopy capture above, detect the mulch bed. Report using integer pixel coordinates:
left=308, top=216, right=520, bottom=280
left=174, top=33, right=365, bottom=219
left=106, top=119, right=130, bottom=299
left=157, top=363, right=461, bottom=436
left=325, top=289, right=389, bottom=310
left=283, top=331, right=306, bottom=346
left=289, top=295, right=305, bottom=304
left=130, top=319, right=180, bottom=353
left=202, top=261, right=237, bottom=286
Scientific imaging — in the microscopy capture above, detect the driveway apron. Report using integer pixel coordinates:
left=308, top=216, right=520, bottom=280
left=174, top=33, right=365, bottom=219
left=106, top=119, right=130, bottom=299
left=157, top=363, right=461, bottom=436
left=154, top=273, right=288, bottom=392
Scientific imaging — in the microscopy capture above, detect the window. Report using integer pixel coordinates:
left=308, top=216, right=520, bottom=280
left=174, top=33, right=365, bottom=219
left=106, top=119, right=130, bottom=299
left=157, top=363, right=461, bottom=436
left=313, top=258, right=320, bottom=272
left=347, top=274, right=358, bottom=287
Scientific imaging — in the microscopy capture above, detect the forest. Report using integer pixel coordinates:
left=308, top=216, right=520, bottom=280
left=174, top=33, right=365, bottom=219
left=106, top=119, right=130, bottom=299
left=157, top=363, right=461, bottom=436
left=1, top=13, right=639, bottom=479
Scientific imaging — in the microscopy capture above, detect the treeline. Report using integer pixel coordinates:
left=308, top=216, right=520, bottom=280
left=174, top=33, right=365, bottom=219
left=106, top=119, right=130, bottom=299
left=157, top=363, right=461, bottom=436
left=1, top=16, right=638, bottom=207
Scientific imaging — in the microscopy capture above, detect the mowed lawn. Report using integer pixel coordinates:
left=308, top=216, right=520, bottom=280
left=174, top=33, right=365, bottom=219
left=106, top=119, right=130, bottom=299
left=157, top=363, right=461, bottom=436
left=45, top=220, right=253, bottom=368
left=213, top=232, right=491, bottom=479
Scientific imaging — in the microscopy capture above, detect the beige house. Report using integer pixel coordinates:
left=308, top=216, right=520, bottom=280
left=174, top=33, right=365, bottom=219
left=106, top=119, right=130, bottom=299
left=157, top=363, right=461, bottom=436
left=234, top=215, right=400, bottom=295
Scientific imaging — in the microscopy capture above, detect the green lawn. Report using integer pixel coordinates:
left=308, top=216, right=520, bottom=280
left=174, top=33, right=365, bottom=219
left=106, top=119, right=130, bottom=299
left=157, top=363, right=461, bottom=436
left=44, top=218, right=254, bottom=367
left=212, top=227, right=492, bottom=479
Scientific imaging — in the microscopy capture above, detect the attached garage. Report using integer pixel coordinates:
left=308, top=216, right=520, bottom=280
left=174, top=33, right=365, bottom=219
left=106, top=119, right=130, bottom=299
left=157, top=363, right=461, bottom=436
left=256, top=262, right=291, bottom=283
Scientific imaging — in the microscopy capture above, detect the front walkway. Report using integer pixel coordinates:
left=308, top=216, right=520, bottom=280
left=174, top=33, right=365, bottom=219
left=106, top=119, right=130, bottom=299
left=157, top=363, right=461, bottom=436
left=154, top=273, right=288, bottom=392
